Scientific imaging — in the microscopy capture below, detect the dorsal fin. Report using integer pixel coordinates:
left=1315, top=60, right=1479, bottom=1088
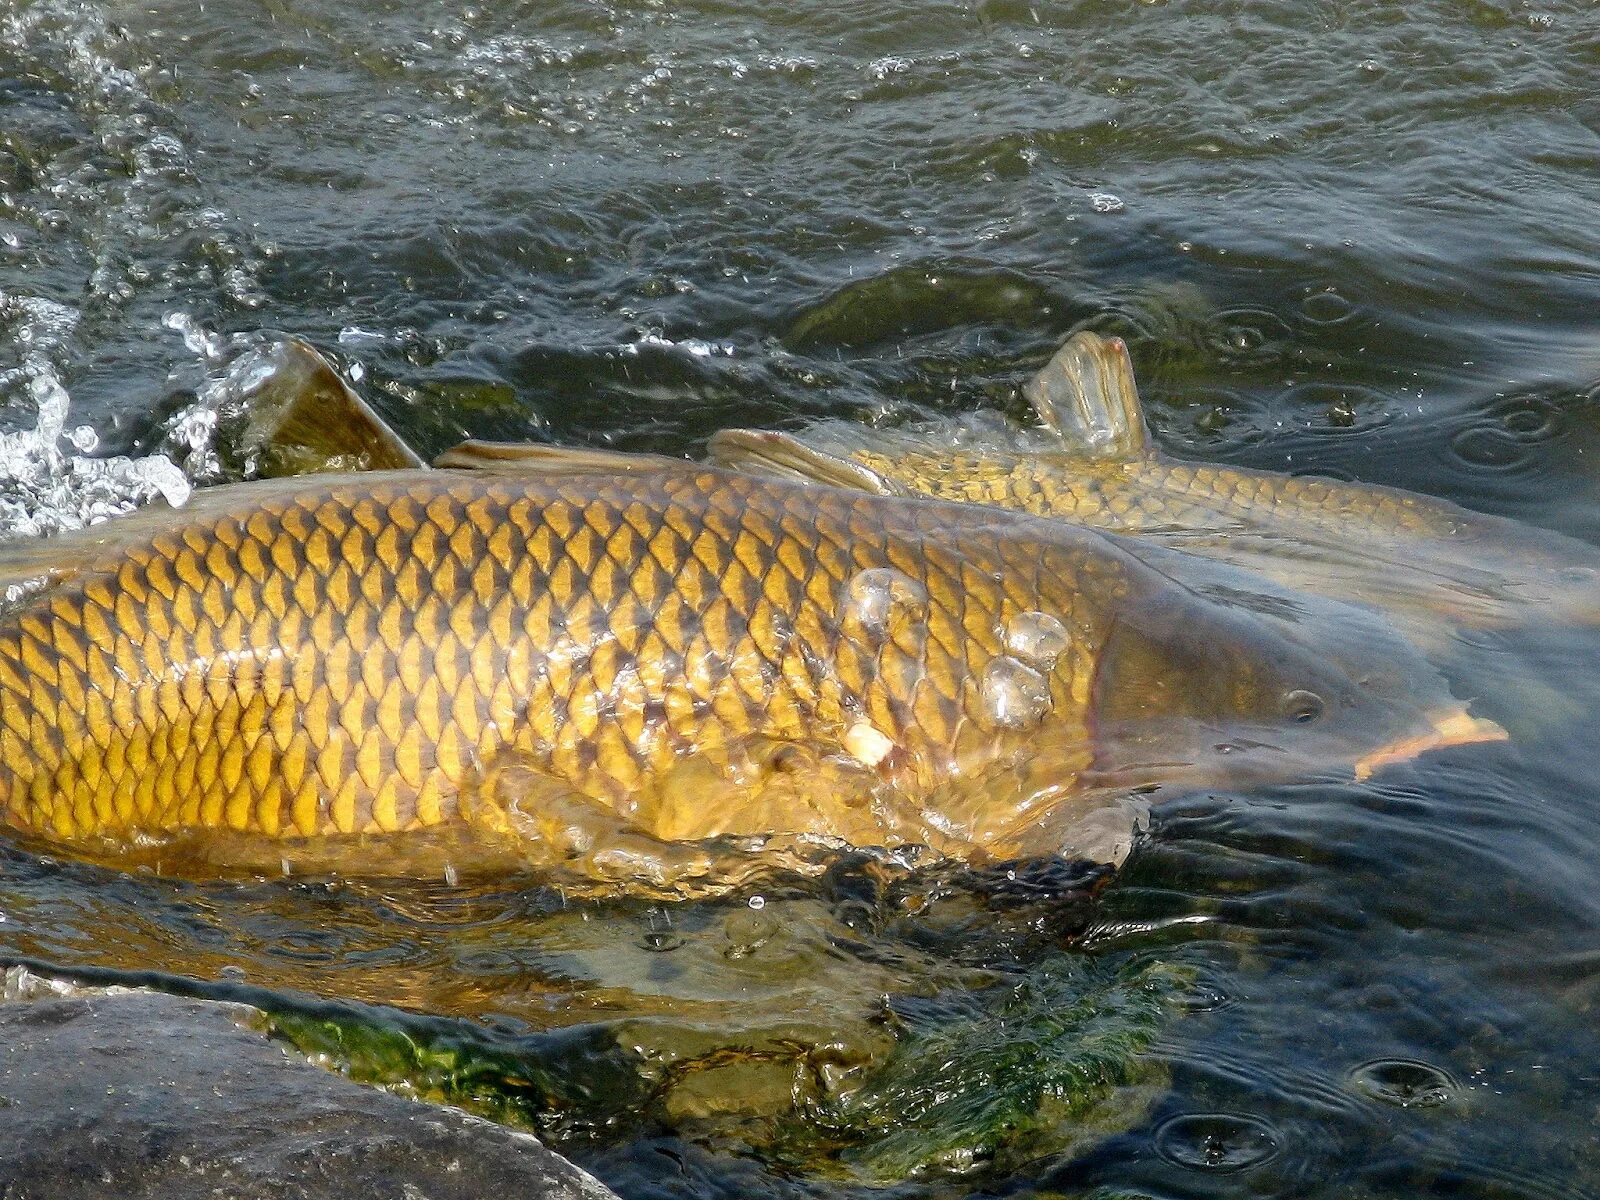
left=434, top=439, right=686, bottom=475
left=237, top=338, right=425, bottom=474
left=705, top=429, right=900, bottom=495
left=1024, top=332, right=1152, bottom=459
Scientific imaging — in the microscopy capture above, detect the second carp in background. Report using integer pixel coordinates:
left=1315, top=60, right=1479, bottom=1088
left=710, top=333, right=1600, bottom=643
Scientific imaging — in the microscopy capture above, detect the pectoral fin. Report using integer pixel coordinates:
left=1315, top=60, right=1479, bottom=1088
left=705, top=428, right=901, bottom=494
left=990, top=786, right=1151, bottom=869
left=1025, top=332, right=1152, bottom=460
left=434, top=439, right=686, bottom=475
left=461, top=753, right=725, bottom=889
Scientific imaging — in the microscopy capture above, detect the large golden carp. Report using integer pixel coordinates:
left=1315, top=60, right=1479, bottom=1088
left=710, top=333, right=1600, bottom=639
left=0, top=455, right=1499, bottom=891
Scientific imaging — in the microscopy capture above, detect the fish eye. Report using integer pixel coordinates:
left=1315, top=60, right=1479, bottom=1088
left=1281, top=689, right=1325, bottom=724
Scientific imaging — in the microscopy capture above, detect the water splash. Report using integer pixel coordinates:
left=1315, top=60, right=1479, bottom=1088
left=0, top=292, right=190, bottom=537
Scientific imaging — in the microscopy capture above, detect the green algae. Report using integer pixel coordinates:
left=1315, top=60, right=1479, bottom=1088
left=259, top=950, right=1189, bottom=1183
left=258, top=1004, right=651, bottom=1139
left=804, top=954, right=1189, bottom=1181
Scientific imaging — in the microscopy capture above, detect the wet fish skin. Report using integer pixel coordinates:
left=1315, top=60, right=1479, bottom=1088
left=0, top=464, right=1475, bottom=888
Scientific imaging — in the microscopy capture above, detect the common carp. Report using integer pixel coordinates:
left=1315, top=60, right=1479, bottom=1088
left=709, top=333, right=1600, bottom=640
left=0, top=455, right=1501, bottom=891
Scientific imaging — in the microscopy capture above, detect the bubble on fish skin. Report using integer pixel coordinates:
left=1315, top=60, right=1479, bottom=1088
left=979, top=656, right=1053, bottom=731
left=840, top=567, right=928, bottom=644
left=1002, top=611, right=1070, bottom=669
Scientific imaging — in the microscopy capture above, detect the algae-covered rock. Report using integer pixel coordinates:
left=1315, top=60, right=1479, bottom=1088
left=257, top=948, right=1188, bottom=1185
left=806, top=954, right=1189, bottom=1181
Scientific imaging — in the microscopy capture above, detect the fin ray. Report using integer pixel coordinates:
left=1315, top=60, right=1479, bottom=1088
left=433, top=440, right=685, bottom=475
left=1025, top=332, right=1152, bottom=459
left=705, top=429, right=901, bottom=495
left=236, top=339, right=425, bottom=474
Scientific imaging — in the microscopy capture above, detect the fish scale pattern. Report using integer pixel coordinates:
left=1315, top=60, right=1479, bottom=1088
left=849, top=449, right=1462, bottom=540
left=0, top=467, right=1122, bottom=851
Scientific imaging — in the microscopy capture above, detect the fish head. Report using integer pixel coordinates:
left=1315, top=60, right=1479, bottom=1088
left=1086, top=580, right=1507, bottom=794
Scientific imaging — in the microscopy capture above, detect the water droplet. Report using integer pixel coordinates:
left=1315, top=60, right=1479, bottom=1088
left=841, top=568, right=928, bottom=644
left=1089, top=191, right=1125, bottom=214
left=1178, top=979, right=1233, bottom=1012
left=1299, top=289, right=1356, bottom=325
left=723, top=908, right=778, bottom=959
left=979, top=656, right=1053, bottom=730
left=1002, top=611, right=1069, bottom=669
left=1350, top=1059, right=1457, bottom=1108
left=1155, top=1113, right=1280, bottom=1172
left=1491, top=396, right=1561, bottom=442
left=1450, top=425, right=1531, bottom=472
left=638, top=929, right=685, bottom=952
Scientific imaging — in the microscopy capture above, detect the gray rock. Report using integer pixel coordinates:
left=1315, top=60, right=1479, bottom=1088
left=0, top=973, right=619, bottom=1200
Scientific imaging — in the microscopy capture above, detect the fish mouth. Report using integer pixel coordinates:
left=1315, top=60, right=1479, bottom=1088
left=1352, top=709, right=1510, bottom=782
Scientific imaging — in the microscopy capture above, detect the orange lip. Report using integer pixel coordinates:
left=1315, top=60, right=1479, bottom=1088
left=1353, top=709, right=1509, bottom=782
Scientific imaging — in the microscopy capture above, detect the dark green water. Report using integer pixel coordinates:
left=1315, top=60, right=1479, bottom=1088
left=4, top=0, right=1600, bottom=1195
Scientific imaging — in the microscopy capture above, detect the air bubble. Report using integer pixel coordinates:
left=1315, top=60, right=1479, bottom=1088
left=979, top=656, right=1053, bottom=730
left=841, top=567, right=928, bottom=643
left=1002, top=611, right=1069, bottom=669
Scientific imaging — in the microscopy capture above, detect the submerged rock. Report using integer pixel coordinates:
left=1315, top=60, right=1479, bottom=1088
left=0, top=969, right=619, bottom=1200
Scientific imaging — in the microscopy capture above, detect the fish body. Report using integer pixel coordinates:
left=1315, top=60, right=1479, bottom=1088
left=0, top=462, right=1487, bottom=889
left=709, top=334, right=1600, bottom=638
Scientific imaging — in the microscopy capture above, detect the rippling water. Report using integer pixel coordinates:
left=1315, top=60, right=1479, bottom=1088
left=4, top=0, right=1600, bottom=1195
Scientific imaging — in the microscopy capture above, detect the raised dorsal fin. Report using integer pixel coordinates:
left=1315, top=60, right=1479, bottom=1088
left=434, top=439, right=686, bottom=475
left=237, top=338, right=425, bottom=475
left=1024, top=332, right=1152, bottom=459
left=704, top=429, right=900, bottom=495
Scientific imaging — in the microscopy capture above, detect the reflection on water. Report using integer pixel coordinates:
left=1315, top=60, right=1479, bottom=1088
left=4, top=0, right=1600, bottom=1194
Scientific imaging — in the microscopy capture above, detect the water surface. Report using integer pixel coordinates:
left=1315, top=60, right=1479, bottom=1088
left=3, top=0, right=1600, bottom=1195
